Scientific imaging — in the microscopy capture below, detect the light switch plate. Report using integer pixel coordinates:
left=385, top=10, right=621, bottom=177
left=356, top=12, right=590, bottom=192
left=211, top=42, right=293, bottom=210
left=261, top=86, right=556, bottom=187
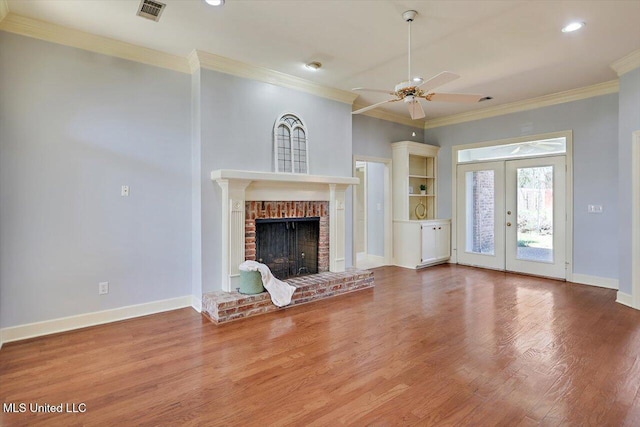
left=99, top=281, right=109, bottom=295
left=588, top=204, right=603, bottom=213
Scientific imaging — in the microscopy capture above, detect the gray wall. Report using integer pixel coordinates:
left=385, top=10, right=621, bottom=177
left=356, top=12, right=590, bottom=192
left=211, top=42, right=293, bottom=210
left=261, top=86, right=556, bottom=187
left=365, top=162, right=385, bottom=256
left=617, top=68, right=640, bottom=294
left=196, top=69, right=353, bottom=293
left=425, top=93, right=619, bottom=280
left=0, top=33, right=192, bottom=328
left=352, top=114, right=423, bottom=159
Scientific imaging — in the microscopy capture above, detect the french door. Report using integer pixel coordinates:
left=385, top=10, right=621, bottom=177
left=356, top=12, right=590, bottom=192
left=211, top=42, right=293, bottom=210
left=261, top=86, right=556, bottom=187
left=457, top=156, right=566, bottom=279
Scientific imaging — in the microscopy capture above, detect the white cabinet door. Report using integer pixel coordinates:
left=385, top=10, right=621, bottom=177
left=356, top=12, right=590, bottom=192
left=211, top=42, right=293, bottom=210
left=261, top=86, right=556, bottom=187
left=421, top=223, right=437, bottom=263
left=436, top=222, right=451, bottom=259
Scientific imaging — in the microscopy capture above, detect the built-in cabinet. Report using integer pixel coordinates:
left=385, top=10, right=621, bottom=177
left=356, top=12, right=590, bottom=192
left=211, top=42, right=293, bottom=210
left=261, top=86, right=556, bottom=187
left=394, top=219, right=451, bottom=269
left=391, top=141, right=451, bottom=269
left=420, top=219, right=451, bottom=265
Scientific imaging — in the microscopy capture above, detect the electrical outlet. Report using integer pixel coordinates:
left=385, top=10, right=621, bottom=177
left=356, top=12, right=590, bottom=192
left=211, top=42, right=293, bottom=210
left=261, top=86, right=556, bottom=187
left=99, top=281, right=109, bottom=295
left=121, top=185, right=130, bottom=197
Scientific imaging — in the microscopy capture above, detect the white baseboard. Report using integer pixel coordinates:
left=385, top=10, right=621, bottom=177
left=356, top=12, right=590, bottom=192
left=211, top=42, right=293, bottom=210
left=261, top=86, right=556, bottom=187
left=616, top=291, right=634, bottom=308
left=571, top=273, right=619, bottom=290
left=356, top=253, right=386, bottom=268
left=1, top=295, right=194, bottom=345
left=191, top=295, right=202, bottom=313
left=366, top=254, right=385, bottom=264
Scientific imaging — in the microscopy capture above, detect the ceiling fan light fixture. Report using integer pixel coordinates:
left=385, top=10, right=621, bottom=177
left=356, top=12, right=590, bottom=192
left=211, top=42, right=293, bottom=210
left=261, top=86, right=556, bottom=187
left=204, top=0, right=224, bottom=6
left=304, top=61, right=322, bottom=71
left=351, top=10, right=488, bottom=120
left=561, top=21, right=585, bottom=33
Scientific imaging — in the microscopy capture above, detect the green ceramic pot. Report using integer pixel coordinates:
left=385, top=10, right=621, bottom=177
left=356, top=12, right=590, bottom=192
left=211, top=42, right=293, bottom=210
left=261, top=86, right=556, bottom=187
left=239, top=270, right=264, bottom=294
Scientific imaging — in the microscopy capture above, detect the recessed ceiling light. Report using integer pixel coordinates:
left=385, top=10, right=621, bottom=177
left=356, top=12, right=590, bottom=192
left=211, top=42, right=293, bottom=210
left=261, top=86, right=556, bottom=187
left=204, top=0, right=224, bottom=6
left=304, top=61, right=322, bottom=71
left=412, top=77, right=423, bottom=83
left=562, top=21, right=585, bottom=33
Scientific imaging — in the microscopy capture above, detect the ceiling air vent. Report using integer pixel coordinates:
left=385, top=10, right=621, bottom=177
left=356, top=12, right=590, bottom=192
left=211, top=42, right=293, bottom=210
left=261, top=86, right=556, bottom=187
left=137, top=0, right=166, bottom=22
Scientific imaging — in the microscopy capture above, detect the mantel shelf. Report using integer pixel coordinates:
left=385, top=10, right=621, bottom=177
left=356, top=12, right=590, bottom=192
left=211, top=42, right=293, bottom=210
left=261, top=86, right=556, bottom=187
left=211, top=169, right=358, bottom=186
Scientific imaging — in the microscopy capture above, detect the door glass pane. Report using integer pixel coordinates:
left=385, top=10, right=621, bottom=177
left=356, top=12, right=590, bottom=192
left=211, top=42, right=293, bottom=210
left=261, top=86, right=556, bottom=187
left=516, top=166, right=553, bottom=262
left=465, top=170, right=495, bottom=255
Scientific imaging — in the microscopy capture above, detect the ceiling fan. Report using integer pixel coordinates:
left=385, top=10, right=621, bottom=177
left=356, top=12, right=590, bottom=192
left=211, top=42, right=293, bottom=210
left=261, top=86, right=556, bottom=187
left=351, top=10, right=492, bottom=120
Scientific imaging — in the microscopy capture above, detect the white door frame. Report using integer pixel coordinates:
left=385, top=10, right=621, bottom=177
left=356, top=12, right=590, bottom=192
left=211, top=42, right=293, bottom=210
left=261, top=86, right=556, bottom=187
left=450, top=130, right=574, bottom=281
left=352, top=156, right=393, bottom=267
left=631, top=130, right=640, bottom=309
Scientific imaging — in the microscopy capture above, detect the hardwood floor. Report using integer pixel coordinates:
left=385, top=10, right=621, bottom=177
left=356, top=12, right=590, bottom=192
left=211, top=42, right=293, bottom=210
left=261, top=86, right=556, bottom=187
left=2, top=265, right=640, bottom=426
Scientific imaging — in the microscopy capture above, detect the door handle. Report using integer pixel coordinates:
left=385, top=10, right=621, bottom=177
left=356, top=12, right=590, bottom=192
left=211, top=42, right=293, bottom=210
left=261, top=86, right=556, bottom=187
left=507, top=222, right=512, bottom=227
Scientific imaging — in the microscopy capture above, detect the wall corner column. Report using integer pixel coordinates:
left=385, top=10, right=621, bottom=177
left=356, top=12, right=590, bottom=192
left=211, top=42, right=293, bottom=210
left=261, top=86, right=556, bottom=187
left=216, top=178, right=251, bottom=292
left=329, top=184, right=347, bottom=272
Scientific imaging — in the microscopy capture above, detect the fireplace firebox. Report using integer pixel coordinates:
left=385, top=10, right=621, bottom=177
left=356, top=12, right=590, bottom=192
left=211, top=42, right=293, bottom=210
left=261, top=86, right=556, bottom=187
left=255, top=217, right=319, bottom=279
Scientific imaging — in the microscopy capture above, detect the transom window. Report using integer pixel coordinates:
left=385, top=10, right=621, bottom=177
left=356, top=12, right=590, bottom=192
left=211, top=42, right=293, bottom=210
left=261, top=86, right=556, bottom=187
left=457, top=137, right=566, bottom=163
left=274, top=113, right=308, bottom=173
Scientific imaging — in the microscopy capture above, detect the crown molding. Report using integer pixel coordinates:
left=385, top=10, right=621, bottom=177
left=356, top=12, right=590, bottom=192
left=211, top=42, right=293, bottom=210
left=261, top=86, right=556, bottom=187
left=0, top=13, right=359, bottom=104
left=192, top=50, right=357, bottom=105
left=0, top=13, right=190, bottom=74
left=352, top=102, right=425, bottom=129
left=424, top=80, right=619, bottom=130
left=611, top=49, right=640, bottom=77
left=0, top=0, right=9, bottom=22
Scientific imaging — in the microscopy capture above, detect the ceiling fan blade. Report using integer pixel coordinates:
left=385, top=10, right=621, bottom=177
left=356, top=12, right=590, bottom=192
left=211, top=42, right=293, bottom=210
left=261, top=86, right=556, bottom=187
left=352, top=99, right=400, bottom=115
left=417, top=71, right=460, bottom=91
left=407, top=99, right=425, bottom=120
left=424, top=92, right=485, bottom=103
left=352, top=87, right=396, bottom=95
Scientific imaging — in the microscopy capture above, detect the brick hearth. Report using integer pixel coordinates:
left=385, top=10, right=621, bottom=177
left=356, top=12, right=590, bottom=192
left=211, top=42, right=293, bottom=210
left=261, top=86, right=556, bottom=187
left=202, top=269, right=374, bottom=324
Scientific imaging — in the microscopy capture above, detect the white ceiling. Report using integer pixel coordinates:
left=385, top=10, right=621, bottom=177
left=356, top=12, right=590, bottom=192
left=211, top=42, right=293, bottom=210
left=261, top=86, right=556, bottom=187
left=7, top=0, right=640, bottom=121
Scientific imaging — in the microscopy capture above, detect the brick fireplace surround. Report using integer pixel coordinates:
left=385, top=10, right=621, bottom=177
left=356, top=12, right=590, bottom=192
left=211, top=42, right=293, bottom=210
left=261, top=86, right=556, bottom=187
left=245, top=201, right=329, bottom=272
left=201, top=170, right=375, bottom=324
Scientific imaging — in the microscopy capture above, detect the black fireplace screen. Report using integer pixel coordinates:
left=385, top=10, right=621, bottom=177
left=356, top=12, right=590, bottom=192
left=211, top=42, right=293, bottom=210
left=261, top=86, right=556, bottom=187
left=255, top=217, right=319, bottom=279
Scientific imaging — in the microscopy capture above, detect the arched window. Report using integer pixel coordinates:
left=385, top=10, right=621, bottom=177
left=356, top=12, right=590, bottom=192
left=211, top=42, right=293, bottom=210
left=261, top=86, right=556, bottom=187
left=274, top=113, right=308, bottom=174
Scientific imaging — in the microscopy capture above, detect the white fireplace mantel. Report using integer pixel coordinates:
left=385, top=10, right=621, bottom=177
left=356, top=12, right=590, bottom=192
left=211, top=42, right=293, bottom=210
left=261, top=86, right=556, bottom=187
left=211, top=169, right=359, bottom=292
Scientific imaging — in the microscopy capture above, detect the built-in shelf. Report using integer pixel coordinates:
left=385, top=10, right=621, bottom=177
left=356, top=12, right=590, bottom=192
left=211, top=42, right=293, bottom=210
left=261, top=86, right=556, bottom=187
left=392, top=141, right=440, bottom=221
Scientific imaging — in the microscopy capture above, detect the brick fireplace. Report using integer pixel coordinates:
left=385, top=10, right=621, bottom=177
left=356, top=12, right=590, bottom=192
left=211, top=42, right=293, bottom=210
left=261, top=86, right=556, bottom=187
left=210, top=170, right=359, bottom=292
left=245, top=201, right=329, bottom=277
left=203, top=170, right=374, bottom=324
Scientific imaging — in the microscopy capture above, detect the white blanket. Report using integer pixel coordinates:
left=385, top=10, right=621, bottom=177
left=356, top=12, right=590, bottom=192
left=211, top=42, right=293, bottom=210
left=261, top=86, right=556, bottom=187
left=239, top=260, right=296, bottom=307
